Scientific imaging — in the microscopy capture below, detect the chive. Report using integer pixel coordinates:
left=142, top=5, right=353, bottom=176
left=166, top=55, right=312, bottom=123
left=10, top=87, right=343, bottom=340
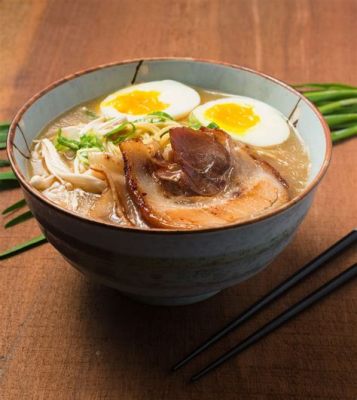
left=331, top=125, right=357, bottom=143
left=5, top=210, right=33, bottom=228
left=0, top=234, right=47, bottom=260
left=324, top=114, right=357, bottom=128
left=0, top=159, right=10, bottom=167
left=304, top=90, right=357, bottom=103
left=207, top=122, right=219, bottom=129
left=2, top=198, right=27, bottom=215
left=4, top=209, right=32, bottom=227
left=319, top=98, right=357, bottom=115
left=0, top=143, right=6, bottom=149
left=0, top=171, right=17, bottom=181
left=148, top=111, right=174, bottom=120
left=0, top=121, right=11, bottom=128
left=293, top=83, right=356, bottom=91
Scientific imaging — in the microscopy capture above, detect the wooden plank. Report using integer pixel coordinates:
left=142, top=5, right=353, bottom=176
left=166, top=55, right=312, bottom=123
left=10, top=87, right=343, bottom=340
left=0, top=0, right=356, bottom=398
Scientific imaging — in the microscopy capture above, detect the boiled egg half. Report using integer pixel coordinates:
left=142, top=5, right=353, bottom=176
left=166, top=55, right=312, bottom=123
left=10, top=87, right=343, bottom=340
left=191, top=96, right=290, bottom=147
left=100, top=80, right=200, bottom=121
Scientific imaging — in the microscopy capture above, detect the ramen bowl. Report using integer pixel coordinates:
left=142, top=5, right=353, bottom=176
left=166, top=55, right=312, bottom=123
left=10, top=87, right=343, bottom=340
left=7, top=58, right=331, bottom=305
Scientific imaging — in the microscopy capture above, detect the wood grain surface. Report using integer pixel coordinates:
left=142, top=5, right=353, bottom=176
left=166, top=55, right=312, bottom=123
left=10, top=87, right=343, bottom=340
left=1, top=0, right=356, bottom=399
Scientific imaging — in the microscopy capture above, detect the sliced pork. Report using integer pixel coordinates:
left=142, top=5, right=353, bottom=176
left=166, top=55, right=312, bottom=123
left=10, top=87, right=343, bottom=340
left=119, top=128, right=289, bottom=229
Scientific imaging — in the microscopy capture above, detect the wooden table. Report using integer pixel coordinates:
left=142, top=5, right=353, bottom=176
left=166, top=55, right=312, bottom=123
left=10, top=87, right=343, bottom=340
left=1, top=0, right=356, bottom=398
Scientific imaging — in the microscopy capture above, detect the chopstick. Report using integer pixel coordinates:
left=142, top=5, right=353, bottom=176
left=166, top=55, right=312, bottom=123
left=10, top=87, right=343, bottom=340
left=173, top=229, right=357, bottom=371
left=191, top=262, right=357, bottom=382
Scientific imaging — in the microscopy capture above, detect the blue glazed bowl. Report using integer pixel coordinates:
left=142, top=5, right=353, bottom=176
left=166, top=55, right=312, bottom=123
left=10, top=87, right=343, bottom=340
left=7, top=58, right=331, bottom=305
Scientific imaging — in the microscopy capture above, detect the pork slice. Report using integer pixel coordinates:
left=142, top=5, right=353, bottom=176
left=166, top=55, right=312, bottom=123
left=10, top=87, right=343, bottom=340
left=88, top=152, right=146, bottom=227
left=120, top=137, right=289, bottom=230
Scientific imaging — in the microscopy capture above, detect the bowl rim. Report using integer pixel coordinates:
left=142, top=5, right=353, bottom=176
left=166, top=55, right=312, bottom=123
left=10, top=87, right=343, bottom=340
left=7, top=57, right=332, bottom=235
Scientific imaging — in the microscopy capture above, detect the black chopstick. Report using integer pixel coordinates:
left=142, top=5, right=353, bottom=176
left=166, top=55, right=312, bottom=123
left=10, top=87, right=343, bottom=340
left=191, top=262, right=357, bottom=382
left=172, top=229, right=357, bottom=371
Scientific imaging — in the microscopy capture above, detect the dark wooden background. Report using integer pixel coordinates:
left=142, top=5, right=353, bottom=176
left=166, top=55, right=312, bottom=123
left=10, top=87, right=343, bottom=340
left=1, top=0, right=356, bottom=399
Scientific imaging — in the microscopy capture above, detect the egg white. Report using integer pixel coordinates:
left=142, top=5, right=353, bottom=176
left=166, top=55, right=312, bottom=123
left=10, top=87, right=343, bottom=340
left=191, top=96, right=290, bottom=147
left=100, top=80, right=200, bottom=121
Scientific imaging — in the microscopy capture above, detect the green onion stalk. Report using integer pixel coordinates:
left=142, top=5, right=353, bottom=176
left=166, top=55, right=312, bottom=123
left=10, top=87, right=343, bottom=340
left=294, top=83, right=357, bottom=143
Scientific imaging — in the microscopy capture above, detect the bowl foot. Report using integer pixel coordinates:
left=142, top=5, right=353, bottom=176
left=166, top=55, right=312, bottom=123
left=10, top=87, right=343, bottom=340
left=122, top=290, right=221, bottom=306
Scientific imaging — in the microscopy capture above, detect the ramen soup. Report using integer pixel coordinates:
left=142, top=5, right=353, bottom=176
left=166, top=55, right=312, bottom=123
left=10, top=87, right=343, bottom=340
left=28, top=80, right=310, bottom=230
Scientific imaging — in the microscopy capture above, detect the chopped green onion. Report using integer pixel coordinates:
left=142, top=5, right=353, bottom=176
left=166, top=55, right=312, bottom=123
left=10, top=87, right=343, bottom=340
left=55, top=129, right=104, bottom=157
left=148, top=111, right=174, bottom=121
left=188, top=114, right=201, bottom=129
left=113, top=133, right=135, bottom=144
left=2, top=198, right=27, bottom=215
left=5, top=210, right=33, bottom=228
left=207, top=122, right=219, bottom=129
left=0, top=159, right=10, bottom=167
left=105, top=121, right=136, bottom=138
left=55, top=129, right=80, bottom=151
left=0, top=234, right=47, bottom=260
left=79, top=132, right=104, bottom=150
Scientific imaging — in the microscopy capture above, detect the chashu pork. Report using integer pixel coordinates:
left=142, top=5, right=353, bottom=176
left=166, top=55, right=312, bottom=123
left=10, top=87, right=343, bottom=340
left=119, top=127, right=290, bottom=230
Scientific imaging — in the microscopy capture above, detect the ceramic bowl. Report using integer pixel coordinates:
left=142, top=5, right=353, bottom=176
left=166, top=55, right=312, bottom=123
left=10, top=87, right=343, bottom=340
left=7, top=58, right=331, bottom=305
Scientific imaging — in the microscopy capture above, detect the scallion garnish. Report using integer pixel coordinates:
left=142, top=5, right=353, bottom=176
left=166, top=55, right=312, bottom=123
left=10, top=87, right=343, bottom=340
left=55, top=129, right=104, bottom=154
left=113, top=132, right=135, bottom=144
left=55, top=129, right=80, bottom=151
left=79, top=132, right=104, bottom=150
left=207, top=122, right=219, bottom=129
left=104, top=121, right=136, bottom=138
left=148, top=111, right=174, bottom=121
left=188, top=114, right=201, bottom=129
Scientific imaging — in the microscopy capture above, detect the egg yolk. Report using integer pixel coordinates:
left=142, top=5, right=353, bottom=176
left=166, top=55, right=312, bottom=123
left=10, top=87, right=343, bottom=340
left=104, top=90, right=168, bottom=115
left=204, top=103, right=260, bottom=135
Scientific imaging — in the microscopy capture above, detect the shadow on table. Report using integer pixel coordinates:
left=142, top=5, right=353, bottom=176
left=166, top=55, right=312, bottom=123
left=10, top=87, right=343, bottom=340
left=75, top=236, right=318, bottom=398
left=78, top=277, right=240, bottom=397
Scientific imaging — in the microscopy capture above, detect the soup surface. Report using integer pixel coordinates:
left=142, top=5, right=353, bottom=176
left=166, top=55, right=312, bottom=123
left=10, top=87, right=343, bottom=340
left=28, top=81, right=310, bottom=230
